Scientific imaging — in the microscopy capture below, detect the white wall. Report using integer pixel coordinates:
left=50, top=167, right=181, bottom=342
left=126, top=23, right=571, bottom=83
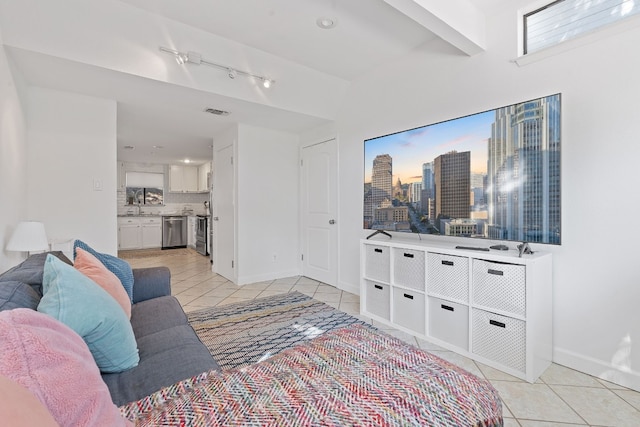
left=336, top=5, right=640, bottom=389
left=236, top=124, right=300, bottom=285
left=0, top=35, right=28, bottom=270
left=26, top=88, right=117, bottom=254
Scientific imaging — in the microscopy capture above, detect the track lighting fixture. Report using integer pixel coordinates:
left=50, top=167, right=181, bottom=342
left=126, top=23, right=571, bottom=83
left=159, top=46, right=275, bottom=88
left=175, top=53, right=187, bottom=65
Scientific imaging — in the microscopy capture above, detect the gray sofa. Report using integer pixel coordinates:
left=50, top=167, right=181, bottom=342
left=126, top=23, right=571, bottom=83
left=0, top=252, right=220, bottom=406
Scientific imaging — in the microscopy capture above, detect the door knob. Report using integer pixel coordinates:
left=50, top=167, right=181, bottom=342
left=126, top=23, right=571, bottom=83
left=329, top=219, right=336, bottom=225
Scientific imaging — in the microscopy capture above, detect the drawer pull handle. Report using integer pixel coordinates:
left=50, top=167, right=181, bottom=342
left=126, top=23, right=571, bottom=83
left=403, top=253, right=414, bottom=258
left=403, top=293, right=414, bottom=300
left=442, top=260, right=454, bottom=266
left=441, top=304, right=454, bottom=312
left=488, top=269, right=504, bottom=276
left=374, top=248, right=383, bottom=253
left=374, top=285, right=383, bottom=290
left=489, top=320, right=506, bottom=328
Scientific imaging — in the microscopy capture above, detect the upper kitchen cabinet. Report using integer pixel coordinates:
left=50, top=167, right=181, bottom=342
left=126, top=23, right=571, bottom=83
left=198, top=162, right=211, bottom=192
left=169, top=165, right=197, bottom=192
left=169, top=164, right=210, bottom=193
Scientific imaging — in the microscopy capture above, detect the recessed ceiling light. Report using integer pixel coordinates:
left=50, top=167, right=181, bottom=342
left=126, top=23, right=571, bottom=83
left=152, top=145, right=164, bottom=149
left=316, top=17, right=337, bottom=29
left=184, top=159, right=191, bottom=164
left=123, top=145, right=135, bottom=150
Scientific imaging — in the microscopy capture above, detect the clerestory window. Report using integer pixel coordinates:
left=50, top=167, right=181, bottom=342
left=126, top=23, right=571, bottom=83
left=524, top=0, right=640, bottom=54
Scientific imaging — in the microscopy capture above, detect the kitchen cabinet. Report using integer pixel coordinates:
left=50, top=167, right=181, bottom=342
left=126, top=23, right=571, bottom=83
left=184, top=166, right=198, bottom=192
left=169, top=165, right=199, bottom=193
left=118, top=217, right=161, bottom=249
left=198, top=162, right=211, bottom=192
left=141, top=217, right=162, bottom=249
left=118, top=217, right=141, bottom=250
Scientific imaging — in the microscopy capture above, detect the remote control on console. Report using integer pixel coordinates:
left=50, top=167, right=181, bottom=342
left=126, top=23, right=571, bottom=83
left=455, top=246, right=490, bottom=252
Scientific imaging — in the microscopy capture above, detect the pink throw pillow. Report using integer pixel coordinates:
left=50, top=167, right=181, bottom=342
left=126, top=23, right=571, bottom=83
left=0, top=375, right=58, bottom=427
left=75, top=247, right=132, bottom=318
left=0, top=309, right=132, bottom=427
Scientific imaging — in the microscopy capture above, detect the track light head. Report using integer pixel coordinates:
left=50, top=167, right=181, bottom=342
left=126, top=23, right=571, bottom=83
left=228, top=68, right=237, bottom=79
left=175, top=53, right=188, bottom=65
left=186, top=51, right=201, bottom=65
left=262, top=78, right=273, bottom=88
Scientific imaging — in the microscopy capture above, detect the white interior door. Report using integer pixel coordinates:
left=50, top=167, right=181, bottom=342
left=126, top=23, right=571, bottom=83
left=213, top=144, right=235, bottom=282
left=301, top=139, right=338, bottom=286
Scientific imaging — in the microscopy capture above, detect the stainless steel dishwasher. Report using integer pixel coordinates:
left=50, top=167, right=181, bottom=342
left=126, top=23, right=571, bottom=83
left=162, top=216, right=188, bottom=249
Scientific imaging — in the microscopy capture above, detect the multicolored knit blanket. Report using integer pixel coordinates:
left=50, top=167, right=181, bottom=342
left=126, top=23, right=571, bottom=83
left=121, top=324, right=502, bottom=426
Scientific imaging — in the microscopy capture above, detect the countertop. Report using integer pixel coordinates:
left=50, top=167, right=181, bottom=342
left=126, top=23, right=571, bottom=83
left=117, top=213, right=206, bottom=218
left=117, top=214, right=162, bottom=218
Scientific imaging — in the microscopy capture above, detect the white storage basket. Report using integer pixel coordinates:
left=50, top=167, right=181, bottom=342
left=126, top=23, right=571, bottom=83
left=392, top=287, right=425, bottom=335
left=472, top=308, right=526, bottom=373
left=427, top=253, right=469, bottom=302
left=364, top=280, right=390, bottom=321
left=363, top=244, right=390, bottom=283
left=473, top=260, right=526, bottom=317
left=393, top=248, right=425, bottom=291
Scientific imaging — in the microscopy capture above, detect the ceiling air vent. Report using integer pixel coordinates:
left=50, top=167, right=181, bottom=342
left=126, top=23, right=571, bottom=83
left=203, top=108, right=230, bottom=116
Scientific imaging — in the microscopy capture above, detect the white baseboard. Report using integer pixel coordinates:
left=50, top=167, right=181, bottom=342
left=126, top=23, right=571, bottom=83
left=236, top=269, right=301, bottom=286
left=337, top=280, right=359, bottom=296
left=554, top=347, right=640, bottom=392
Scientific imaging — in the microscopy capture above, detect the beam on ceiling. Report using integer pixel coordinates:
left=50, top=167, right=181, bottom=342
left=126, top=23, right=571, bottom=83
left=383, top=0, right=486, bottom=56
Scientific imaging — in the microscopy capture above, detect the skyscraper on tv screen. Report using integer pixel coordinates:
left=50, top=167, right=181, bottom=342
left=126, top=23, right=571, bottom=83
left=434, top=151, right=471, bottom=220
left=370, top=154, right=393, bottom=213
left=487, top=95, right=561, bottom=243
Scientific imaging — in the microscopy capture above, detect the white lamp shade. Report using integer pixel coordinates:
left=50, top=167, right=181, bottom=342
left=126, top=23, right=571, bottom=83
left=6, top=221, right=49, bottom=252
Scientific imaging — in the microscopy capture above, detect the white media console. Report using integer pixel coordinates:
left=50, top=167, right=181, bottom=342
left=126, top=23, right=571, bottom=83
left=360, top=238, right=552, bottom=382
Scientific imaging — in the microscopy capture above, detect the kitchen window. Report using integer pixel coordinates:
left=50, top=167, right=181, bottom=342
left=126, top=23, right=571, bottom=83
left=125, top=172, right=164, bottom=205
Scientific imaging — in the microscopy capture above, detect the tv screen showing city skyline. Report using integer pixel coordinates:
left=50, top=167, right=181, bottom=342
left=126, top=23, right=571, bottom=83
left=363, top=94, right=561, bottom=245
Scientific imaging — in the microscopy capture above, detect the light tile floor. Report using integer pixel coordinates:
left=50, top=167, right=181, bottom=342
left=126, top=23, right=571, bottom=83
left=123, top=249, right=640, bottom=427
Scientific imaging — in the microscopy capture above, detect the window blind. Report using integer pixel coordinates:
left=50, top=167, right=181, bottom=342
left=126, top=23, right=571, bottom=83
left=125, top=172, right=164, bottom=188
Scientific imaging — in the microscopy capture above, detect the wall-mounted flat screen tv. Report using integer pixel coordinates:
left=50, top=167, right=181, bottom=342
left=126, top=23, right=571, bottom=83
left=364, top=94, right=561, bottom=245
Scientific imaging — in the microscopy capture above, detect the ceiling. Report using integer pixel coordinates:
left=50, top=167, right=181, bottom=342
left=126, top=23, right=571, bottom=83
left=4, top=0, right=510, bottom=165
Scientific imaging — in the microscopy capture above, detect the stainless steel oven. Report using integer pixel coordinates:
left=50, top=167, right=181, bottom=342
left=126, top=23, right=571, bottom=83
left=162, top=216, right=187, bottom=249
left=195, top=215, right=208, bottom=256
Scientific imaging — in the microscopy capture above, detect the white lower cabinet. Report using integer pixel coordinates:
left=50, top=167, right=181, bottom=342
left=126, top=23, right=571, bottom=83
left=361, top=239, right=552, bottom=382
left=141, top=218, right=162, bottom=249
left=118, top=218, right=141, bottom=250
left=118, top=217, right=161, bottom=250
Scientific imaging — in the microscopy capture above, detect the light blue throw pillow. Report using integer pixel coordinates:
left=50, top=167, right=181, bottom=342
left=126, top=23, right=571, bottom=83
left=37, top=255, right=139, bottom=373
left=73, top=240, right=134, bottom=302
